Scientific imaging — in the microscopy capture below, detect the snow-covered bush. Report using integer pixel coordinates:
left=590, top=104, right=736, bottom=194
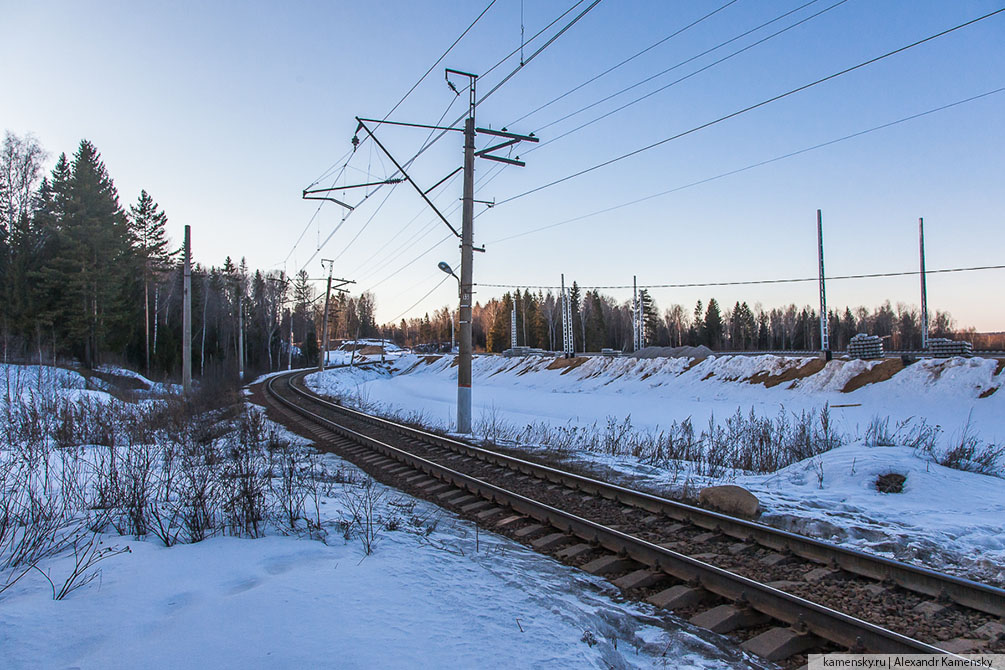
left=1, top=376, right=368, bottom=601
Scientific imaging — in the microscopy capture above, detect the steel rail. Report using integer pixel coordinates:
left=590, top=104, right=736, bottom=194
left=265, top=370, right=954, bottom=655
left=282, top=369, right=1005, bottom=620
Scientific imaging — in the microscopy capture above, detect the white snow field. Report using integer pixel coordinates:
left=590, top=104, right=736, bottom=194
left=305, top=353, right=1005, bottom=582
left=2, top=478, right=760, bottom=669
left=1, top=363, right=764, bottom=670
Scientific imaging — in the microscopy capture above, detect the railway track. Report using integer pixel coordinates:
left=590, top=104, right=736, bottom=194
left=260, top=367, right=1005, bottom=666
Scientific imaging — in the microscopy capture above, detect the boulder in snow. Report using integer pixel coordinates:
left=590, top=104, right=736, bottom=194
left=698, top=485, right=760, bottom=519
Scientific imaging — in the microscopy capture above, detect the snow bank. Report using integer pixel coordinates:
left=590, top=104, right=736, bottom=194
left=309, top=352, right=1004, bottom=447
left=306, top=353, right=1005, bottom=578
left=0, top=363, right=118, bottom=405
left=741, top=443, right=1005, bottom=582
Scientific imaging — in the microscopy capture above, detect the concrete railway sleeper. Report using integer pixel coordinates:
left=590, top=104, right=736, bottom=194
left=260, top=369, right=1004, bottom=664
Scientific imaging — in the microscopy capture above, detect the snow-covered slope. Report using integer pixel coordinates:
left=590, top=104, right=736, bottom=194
left=306, top=353, right=1005, bottom=580
left=308, top=353, right=1004, bottom=445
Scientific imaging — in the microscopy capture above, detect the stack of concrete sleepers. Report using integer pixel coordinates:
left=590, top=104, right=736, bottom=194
left=848, top=333, right=884, bottom=360
left=927, top=337, right=973, bottom=357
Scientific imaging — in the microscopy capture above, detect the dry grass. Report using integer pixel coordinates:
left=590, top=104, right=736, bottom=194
left=841, top=358, right=904, bottom=393
left=748, top=358, right=826, bottom=389
left=420, top=355, right=442, bottom=365
left=546, top=357, right=587, bottom=374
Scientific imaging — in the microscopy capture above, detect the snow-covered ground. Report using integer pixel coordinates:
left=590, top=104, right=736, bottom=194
left=307, top=353, right=1003, bottom=446
left=321, top=338, right=408, bottom=367
left=2, top=362, right=765, bottom=669
left=305, top=353, right=1005, bottom=582
left=3, top=460, right=762, bottom=669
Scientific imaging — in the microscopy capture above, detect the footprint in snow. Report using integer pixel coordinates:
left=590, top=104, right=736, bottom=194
left=162, top=591, right=200, bottom=613
left=224, top=577, right=262, bottom=596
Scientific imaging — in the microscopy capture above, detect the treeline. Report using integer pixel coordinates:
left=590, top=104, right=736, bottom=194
left=384, top=284, right=966, bottom=353
left=0, top=131, right=378, bottom=379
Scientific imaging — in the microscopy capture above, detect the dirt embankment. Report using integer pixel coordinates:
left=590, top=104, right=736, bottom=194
left=546, top=356, right=588, bottom=375
left=841, top=358, right=904, bottom=393
left=748, top=358, right=826, bottom=388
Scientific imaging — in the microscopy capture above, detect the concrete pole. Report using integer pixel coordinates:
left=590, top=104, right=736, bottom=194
left=237, top=285, right=244, bottom=381
left=287, top=304, right=293, bottom=371
left=458, top=115, right=475, bottom=433
left=182, top=225, right=192, bottom=394
left=320, top=265, right=333, bottom=371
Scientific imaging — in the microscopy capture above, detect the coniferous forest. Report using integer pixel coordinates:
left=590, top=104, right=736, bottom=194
left=2, top=131, right=991, bottom=377
left=0, top=132, right=379, bottom=380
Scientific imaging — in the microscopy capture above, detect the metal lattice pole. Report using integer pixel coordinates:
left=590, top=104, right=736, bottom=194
left=511, top=301, right=517, bottom=348
left=817, top=209, right=830, bottom=354
left=919, top=217, right=929, bottom=350
left=561, top=274, right=574, bottom=356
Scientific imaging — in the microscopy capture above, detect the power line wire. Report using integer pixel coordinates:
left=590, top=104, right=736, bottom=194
left=403, top=0, right=607, bottom=176
left=486, top=85, right=1005, bottom=244
left=384, top=0, right=499, bottom=122
left=510, top=0, right=744, bottom=126
left=528, top=0, right=845, bottom=146
left=477, top=264, right=1005, bottom=291
left=475, top=0, right=605, bottom=108
left=496, top=6, right=1005, bottom=206
left=481, top=0, right=589, bottom=80
left=287, top=2, right=496, bottom=268
left=311, top=1, right=604, bottom=281
left=365, top=232, right=455, bottom=293
left=387, top=275, right=453, bottom=323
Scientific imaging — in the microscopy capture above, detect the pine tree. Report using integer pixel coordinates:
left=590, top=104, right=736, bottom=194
left=584, top=290, right=606, bottom=352
left=692, top=300, right=704, bottom=345
left=569, top=282, right=582, bottom=353
left=128, top=189, right=173, bottom=373
left=34, top=142, right=131, bottom=367
left=638, top=289, right=659, bottom=346
left=704, top=298, right=723, bottom=349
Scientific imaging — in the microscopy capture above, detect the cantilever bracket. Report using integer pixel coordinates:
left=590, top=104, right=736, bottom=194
left=302, top=193, right=354, bottom=210
left=474, top=127, right=538, bottom=168
left=355, top=117, right=460, bottom=238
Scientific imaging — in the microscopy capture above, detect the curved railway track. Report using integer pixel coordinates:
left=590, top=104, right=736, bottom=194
left=260, top=367, right=1005, bottom=665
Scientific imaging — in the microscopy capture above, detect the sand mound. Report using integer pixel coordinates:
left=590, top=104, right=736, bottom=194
left=841, top=358, right=903, bottom=393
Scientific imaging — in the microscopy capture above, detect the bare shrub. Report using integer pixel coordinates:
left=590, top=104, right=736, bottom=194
left=341, top=477, right=387, bottom=555
left=30, top=528, right=130, bottom=600
left=177, top=439, right=220, bottom=543
left=268, top=434, right=306, bottom=533
left=938, top=413, right=1004, bottom=476
left=865, top=416, right=896, bottom=447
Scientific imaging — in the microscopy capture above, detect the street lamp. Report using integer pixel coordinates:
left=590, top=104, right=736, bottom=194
left=438, top=260, right=466, bottom=432
left=438, top=261, right=458, bottom=280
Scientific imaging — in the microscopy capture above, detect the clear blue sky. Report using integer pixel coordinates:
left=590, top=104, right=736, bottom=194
left=3, top=1, right=1003, bottom=330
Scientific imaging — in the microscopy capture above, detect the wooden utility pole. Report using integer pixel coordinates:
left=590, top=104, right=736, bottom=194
left=182, top=225, right=192, bottom=394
